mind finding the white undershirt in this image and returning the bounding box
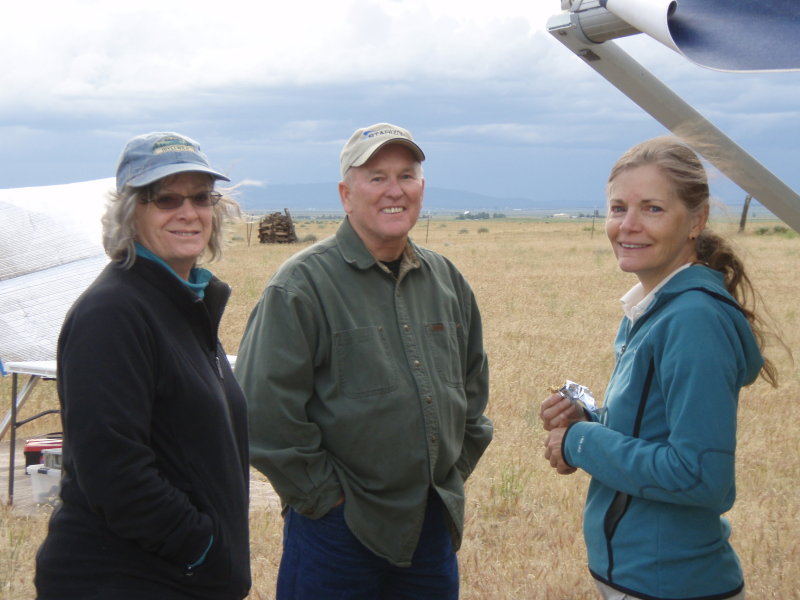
[620,263,693,324]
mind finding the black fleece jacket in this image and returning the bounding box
[35,258,250,600]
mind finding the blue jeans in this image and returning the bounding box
[277,492,459,599]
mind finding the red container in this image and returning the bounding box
[24,434,63,467]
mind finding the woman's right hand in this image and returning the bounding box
[539,392,588,431]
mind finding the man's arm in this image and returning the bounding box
[235,284,343,517]
[455,289,493,480]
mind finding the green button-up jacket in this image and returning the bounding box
[235,217,492,566]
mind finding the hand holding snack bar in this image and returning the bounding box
[539,381,594,431]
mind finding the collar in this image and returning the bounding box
[620,263,692,323]
[336,217,421,276]
[134,242,213,298]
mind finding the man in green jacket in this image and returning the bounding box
[236,122,493,599]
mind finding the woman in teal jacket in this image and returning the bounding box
[540,137,779,600]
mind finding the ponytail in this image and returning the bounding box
[695,229,779,387]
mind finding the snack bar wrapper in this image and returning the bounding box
[558,380,598,413]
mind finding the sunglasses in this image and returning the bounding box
[143,191,222,210]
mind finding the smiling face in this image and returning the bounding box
[606,164,707,294]
[134,172,214,280]
[338,144,424,261]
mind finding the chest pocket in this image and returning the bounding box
[425,321,463,387]
[334,326,399,398]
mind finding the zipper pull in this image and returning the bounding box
[215,354,224,380]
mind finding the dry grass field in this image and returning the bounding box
[2,217,798,599]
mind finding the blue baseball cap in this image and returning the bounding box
[115,132,230,192]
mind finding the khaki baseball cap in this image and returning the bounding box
[339,123,425,179]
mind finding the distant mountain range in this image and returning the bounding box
[236,182,579,214]
[235,182,769,217]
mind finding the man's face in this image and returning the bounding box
[339,144,424,261]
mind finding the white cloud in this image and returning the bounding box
[1,1,798,206]
[0,0,561,113]
[238,179,266,188]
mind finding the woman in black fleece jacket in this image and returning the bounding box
[35,132,251,600]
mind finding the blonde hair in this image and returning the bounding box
[608,136,779,387]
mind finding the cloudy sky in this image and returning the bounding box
[2,0,799,210]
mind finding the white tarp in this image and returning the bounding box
[0,179,113,373]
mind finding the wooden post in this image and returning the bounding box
[245,217,254,246]
[738,195,752,233]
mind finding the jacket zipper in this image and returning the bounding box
[603,357,655,582]
[214,352,224,380]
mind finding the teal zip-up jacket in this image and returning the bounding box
[235,217,492,567]
[563,265,763,600]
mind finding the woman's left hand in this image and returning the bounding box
[540,393,587,431]
[544,428,578,475]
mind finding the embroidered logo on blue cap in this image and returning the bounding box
[152,136,198,155]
